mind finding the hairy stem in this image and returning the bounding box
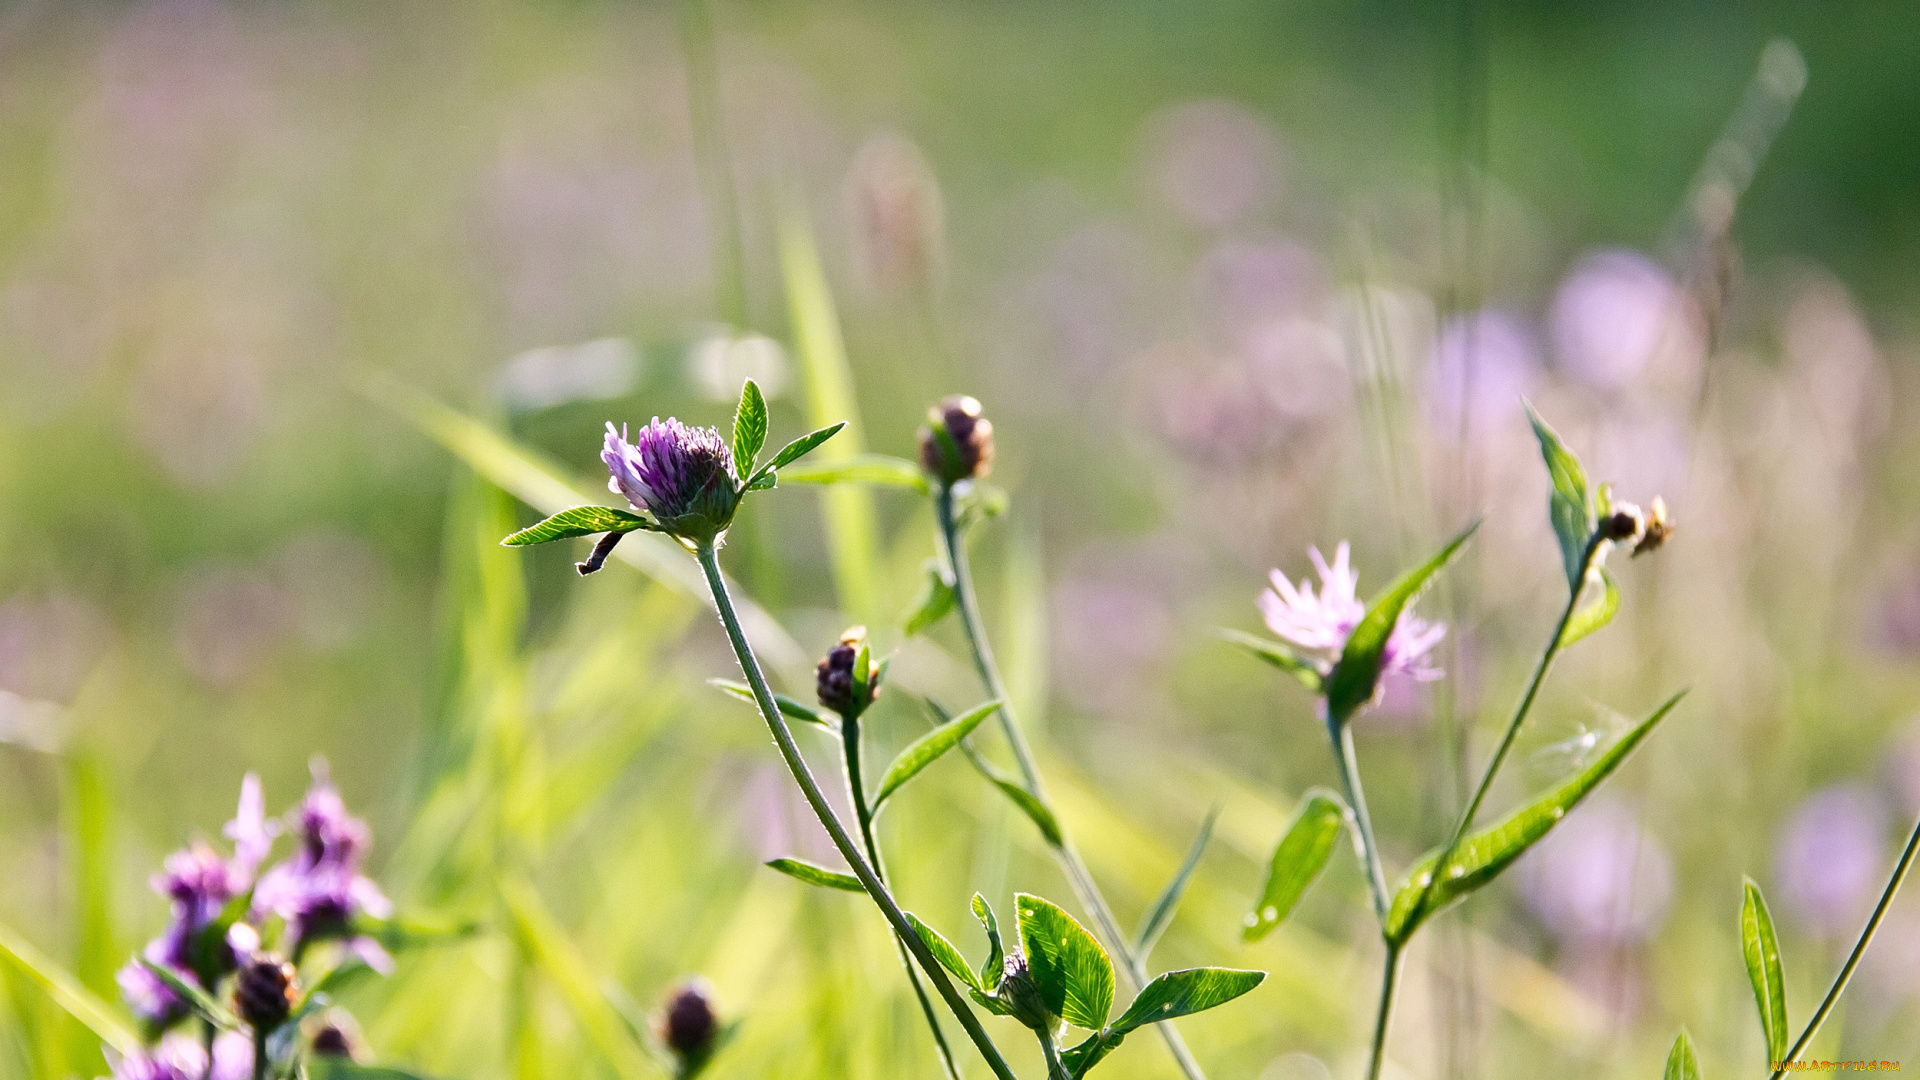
[841,709,964,1080]
[936,487,1209,1080]
[1367,945,1404,1080]
[1767,811,1920,1078]
[1331,719,1393,925]
[696,542,1019,1080]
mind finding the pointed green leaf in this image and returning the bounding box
[1135,807,1219,955]
[1109,967,1267,1034]
[0,921,138,1055]
[1325,521,1480,724]
[1664,1030,1701,1080]
[778,453,931,492]
[1016,894,1114,1031]
[972,894,1005,991]
[904,912,983,992]
[142,958,240,1030]
[873,700,1003,809]
[1525,400,1596,593]
[734,378,768,475]
[903,559,958,637]
[1742,878,1789,1063]
[746,470,777,491]
[764,858,863,892]
[1243,790,1349,942]
[750,422,849,486]
[501,505,656,547]
[1220,629,1325,695]
[709,680,835,731]
[1558,567,1620,649]
[1386,690,1687,942]
[994,775,1064,848]
[1062,1031,1121,1078]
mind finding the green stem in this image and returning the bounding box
[252,1028,267,1080]
[201,1020,215,1080]
[695,543,1019,1080]
[1767,811,1920,1079]
[936,487,1209,1080]
[1039,1033,1070,1080]
[1330,719,1392,925]
[1366,945,1403,1080]
[841,709,964,1080]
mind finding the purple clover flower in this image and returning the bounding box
[253,761,393,971]
[1258,542,1445,697]
[602,418,740,542]
[104,1030,251,1080]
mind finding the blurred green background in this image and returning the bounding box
[3,0,1919,1077]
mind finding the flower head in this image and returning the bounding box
[1258,542,1445,691]
[815,626,882,719]
[254,761,393,970]
[918,395,994,486]
[103,1031,250,1080]
[233,956,297,1033]
[602,418,740,542]
[656,978,722,1076]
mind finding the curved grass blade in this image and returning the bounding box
[1558,568,1620,649]
[1110,967,1267,1034]
[1665,1029,1701,1080]
[1220,629,1324,695]
[1525,400,1596,594]
[498,879,653,1080]
[779,454,930,492]
[1135,807,1219,956]
[1243,790,1349,943]
[764,858,863,892]
[1325,520,1480,724]
[1016,894,1114,1031]
[733,378,768,475]
[709,679,835,732]
[1387,689,1687,942]
[1742,878,1789,1062]
[905,912,984,992]
[502,505,656,547]
[0,921,137,1056]
[873,700,1003,809]
[992,774,1063,848]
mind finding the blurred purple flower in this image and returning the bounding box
[172,566,288,686]
[1518,794,1674,945]
[115,936,188,1029]
[254,762,392,971]
[1774,784,1887,936]
[602,419,739,540]
[1258,543,1444,688]
[1141,100,1280,230]
[1549,249,1704,393]
[105,1030,250,1080]
[0,591,112,703]
[1425,309,1542,441]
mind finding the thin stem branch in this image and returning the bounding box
[936,487,1209,1080]
[1040,1033,1071,1080]
[1331,719,1393,926]
[841,709,964,1080]
[1767,811,1920,1079]
[1367,945,1403,1080]
[696,542,1020,1080]
[251,1028,267,1080]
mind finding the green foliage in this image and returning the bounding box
[971,895,1005,992]
[1134,808,1218,956]
[1109,968,1266,1034]
[1741,878,1789,1063]
[872,700,1002,809]
[1243,790,1348,943]
[903,559,958,637]
[1220,629,1324,695]
[1324,521,1479,724]
[733,378,768,476]
[764,858,865,892]
[501,505,657,546]
[1558,567,1621,648]
[905,912,984,992]
[752,423,848,484]
[710,679,836,731]
[1016,894,1114,1031]
[140,959,238,1030]
[0,921,137,1056]
[778,453,931,491]
[1665,1030,1701,1080]
[1525,401,1598,594]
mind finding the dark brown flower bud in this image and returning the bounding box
[309,1011,366,1061]
[815,626,882,718]
[1633,496,1673,557]
[657,978,721,1074]
[234,957,297,1033]
[996,950,1055,1034]
[1599,503,1645,543]
[918,395,994,486]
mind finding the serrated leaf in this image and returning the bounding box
[709,680,836,732]
[903,559,958,637]
[1325,521,1479,724]
[1016,894,1114,1031]
[1558,567,1620,649]
[0,920,138,1055]
[753,422,848,482]
[1110,967,1267,1034]
[972,894,1004,991]
[1243,790,1349,943]
[778,453,930,492]
[905,912,983,992]
[1664,1030,1701,1080]
[734,378,768,475]
[1135,807,1219,955]
[1220,629,1324,694]
[142,958,240,1030]
[1386,689,1687,942]
[764,858,864,892]
[501,505,656,547]
[1525,400,1596,594]
[873,700,1002,809]
[1742,878,1789,1062]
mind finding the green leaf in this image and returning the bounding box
[733,378,768,475]
[1324,521,1480,724]
[0,920,138,1055]
[753,423,848,483]
[904,912,983,992]
[311,1064,448,1080]
[1109,967,1267,1034]
[850,637,873,713]
[709,680,836,732]
[1386,689,1687,942]
[1742,878,1789,1063]
[971,894,1004,991]
[746,470,777,491]
[141,958,239,1030]
[1664,1030,1701,1080]
[1135,807,1219,956]
[1061,1031,1121,1078]
[1220,629,1324,694]
[1243,790,1349,943]
[1016,894,1114,1031]
[873,700,1003,809]
[993,775,1064,847]
[501,505,655,547]
[764,858,864,892]
[778,453,931,492]
[1525,400,1596,594]
[903,559,958,637]
[1558,567,1620,649]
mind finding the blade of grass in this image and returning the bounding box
[0,921,137,1056]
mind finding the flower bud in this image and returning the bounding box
[602,419,742,544]
[1633,496,1673,557]
[656,978,721,1076]
[816,626,882,719]
[995,951,1056,1035]
[1600,503,1645,544]
[309,1011,366,1061]
[918,396,994,486]
[234,957,297,1033]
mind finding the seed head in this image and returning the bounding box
[656,978,721,1075]
[233,957,296,1033]
[603,419,742,543]
[918,395,994,486]
[1633,496,1674,557]
[1600,503,1645,544]
[996,950,1056,1034]
[816,626,882,718]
